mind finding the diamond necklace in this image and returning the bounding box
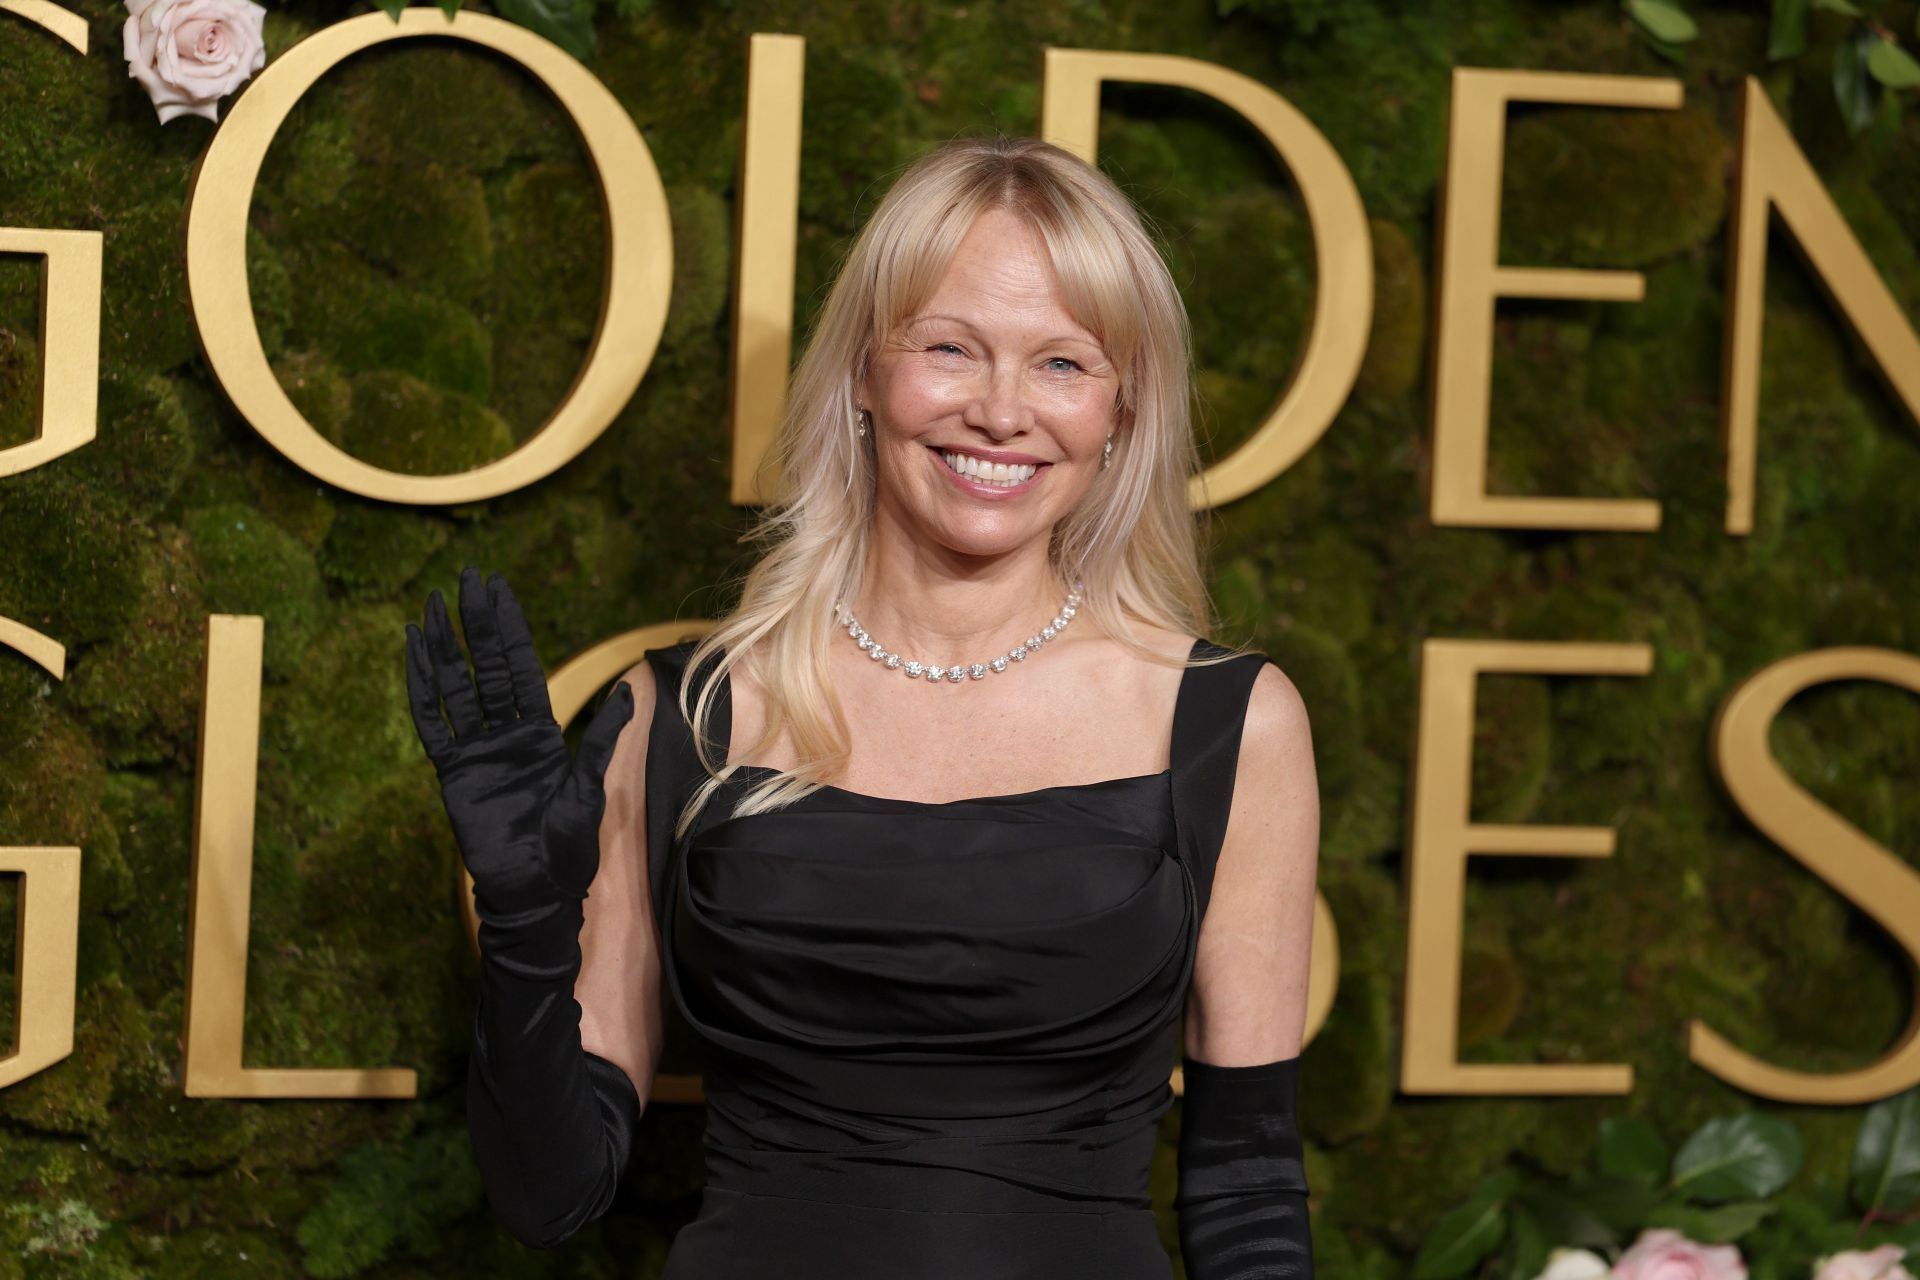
[833,580,1085,683]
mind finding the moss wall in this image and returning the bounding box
[1,0,1917,1275]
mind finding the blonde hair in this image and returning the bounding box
[667,135,1246,838]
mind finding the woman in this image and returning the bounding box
[405,136,1320,1278]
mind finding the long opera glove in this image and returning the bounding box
[404,566,643,1249]
[1174,1055,1314,1280]
[465,893,642,1249]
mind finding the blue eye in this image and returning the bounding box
[929,342,964,355]
[1045,357,1082,372]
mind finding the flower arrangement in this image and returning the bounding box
[1411,1086,1920,1280]
[122,0,268,125]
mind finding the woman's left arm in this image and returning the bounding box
[1176,661,1322,1280]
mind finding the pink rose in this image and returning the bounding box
[122,0,267,125]
[1613,1229,1747,1280]
[1814,1246,1912,1280]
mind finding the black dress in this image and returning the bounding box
[640,636,1272,1279]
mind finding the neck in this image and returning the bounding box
[847,532,1075,662]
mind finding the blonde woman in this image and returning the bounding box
[405,136,1321,1278]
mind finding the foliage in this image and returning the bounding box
[1412,1089,1920,1280]
[0,0,1915,1274]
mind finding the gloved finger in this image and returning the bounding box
[423,588,484,738]
[488,572,555,723]
[403,624,453,757]
[559,681,633,815]
[458,565,517,728]
[574,681,635,793]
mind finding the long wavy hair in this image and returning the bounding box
[667,135,1247,838]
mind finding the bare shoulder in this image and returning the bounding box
[1242,659,1313,765]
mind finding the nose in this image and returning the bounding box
[960,362,1028,437]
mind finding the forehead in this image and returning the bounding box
[918,208,1092,335]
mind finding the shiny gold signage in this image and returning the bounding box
[1697,648,1920,1102]
[1402,639,1653,1096]
[1043,48,1374,512]
[183,8,672,503]
[1430,70,1679,531]
[184,616,417,1097]
[1721,79,1920,535]
[2,10,1917,1107]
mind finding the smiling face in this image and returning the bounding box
[857,205,1122,566]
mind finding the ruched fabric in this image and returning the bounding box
[640,637,1271,1279]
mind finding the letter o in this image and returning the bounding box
[185,8,672,503]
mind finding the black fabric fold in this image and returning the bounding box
[465,895,642,1250]
[1175,1054,1314,1280]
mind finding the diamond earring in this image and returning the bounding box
[855,407,870,438]
[1101,433,1113,470]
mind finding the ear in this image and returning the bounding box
[854,349,875,411]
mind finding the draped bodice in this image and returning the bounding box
[639,636,1271,1278]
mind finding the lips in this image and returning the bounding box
[928,445,1048,497]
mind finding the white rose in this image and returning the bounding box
[122,0,268,125]
[1814,1246,1912,1280]
[1535,1248,1614,1280]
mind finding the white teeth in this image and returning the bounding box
[941,450,1037,486]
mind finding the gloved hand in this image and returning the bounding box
[1174,1054,1315,1280]
[405,565,641,1249]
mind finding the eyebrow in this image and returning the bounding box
[906,312,1103,347]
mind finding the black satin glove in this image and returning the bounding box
[1174,1055,1314,1280]
[405,565,640,1250]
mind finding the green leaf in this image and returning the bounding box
[1566,1172,1663,1234]
[1599,1114,1669,1186]
[437,0,463,17]
[494,0,598,61]
[1500,1199,1555,1280]
[1510,1184,1621,1252]
[1627,0,1701,43]
[1852,1086,1920,1215]
[1413,1170,1519,1280]
[1644,1199,1778,1243]
[1866,37,1920,89]
[1671,1114,1805,1203]
[373,0,408,19]
[1833,33,1882,136]
[1813,0,1862,15]
[1768,0,1809,59]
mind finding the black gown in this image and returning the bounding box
[639,636,1273,1279]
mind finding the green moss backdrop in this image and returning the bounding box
[2,0,1918,1275]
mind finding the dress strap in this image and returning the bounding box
[1169,639,1274,927]
[640,639,726,930]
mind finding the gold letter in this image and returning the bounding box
[729,33,806,507]
[185,9,672,504]
[0,616,78,1090]
[1402,637,1651,1094]
[1699,647,1920,1102]
[0,231,100,479]
[0,1,89,52]
[1722,79,1920,536]
[1042,49,1372,512]
[184,615,415,1097]
[1431,69,1680,531]
[0,0,101,479]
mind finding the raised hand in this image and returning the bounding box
[403,566,634,916]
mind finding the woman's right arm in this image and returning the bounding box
[575,657,666,1133]
[404,568,647,1250]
